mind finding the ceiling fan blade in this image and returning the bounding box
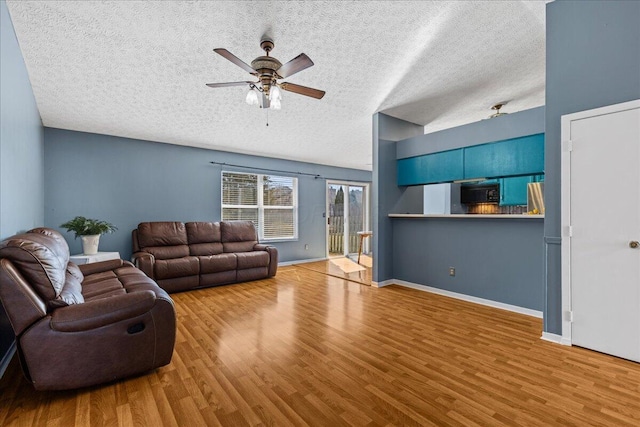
[280,82,325,99]
[206,81,254,88]
[213,48,256,75]
[276,53,314,78]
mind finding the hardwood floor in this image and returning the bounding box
[1,266,639,426]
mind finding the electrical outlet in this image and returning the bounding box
[304,244,309,250]
[449,267,455,276]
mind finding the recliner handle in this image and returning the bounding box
[127,322,145,334]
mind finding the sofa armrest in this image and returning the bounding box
[78,259,127,276]
[131,251,155,279]
[50,290,156,332]
[254,244,278,277]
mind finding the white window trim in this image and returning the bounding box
[221,171,298,242]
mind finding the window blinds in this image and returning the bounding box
[222,171,297,240]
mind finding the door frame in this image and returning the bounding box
[325,180,370,258]
[560,99,640,344]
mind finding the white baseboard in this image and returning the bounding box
[279,257,328,267]
[541,332,572,346]
[385,279,543,318]
[372,279,395,288]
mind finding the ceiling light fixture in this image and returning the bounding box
[270,97,282,110]
[270,85,282,110]
[270,85,282,101]
[489,103,509,118]
[245,85,260,106]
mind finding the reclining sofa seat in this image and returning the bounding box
[131,221,278,293]
[0,228,176,391]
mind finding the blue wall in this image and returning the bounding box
[0,0,45,375]
[0,0,44,239]
[372,113,424,282]
[44,128,371,262]
[544,0,640,334]
[397,107,545,159]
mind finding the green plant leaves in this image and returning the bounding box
[60,216,117,239]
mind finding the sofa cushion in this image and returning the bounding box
[199,253,237,274]
[49,269,85,309]
[154,257,199,280]
[137,222,187,248]
[186,222,221,244]
[82,277,126,300]
[66,262,84,283]
[82,265,159,301]
[81,270,116,286]
[0,228,70,302]
[221,221,258,252]
[236,251,269,270]
[187,222,223,255]
[190,243,223,256]
[143,245,190,260]
[220,221,258,242]
[223,241,257,253]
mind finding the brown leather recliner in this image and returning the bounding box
[131,221,278,293]
[0,228,176,391]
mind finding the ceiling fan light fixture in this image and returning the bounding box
[270,97,282,110]
[245,87,260,106]
[270,85,282,101]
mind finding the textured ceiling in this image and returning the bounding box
[6,1,547,171]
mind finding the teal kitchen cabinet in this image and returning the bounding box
[499,174,545,206]
[499,175,534,206]
[464,134,544,180]
[397,149,463,186]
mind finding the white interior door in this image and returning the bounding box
[567,102,640,361]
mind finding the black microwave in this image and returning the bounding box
[460,184,500,204]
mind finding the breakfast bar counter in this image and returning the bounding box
[387,212,545,313]
[389,214,544,219]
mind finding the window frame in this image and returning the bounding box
[221,170,298,242]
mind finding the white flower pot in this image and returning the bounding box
[81,234,101,255]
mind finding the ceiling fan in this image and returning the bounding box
[206,38,325,110]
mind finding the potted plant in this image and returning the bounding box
[60,216,117,255]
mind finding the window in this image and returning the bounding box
[222,171,298,241]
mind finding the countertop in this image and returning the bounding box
[388,214,544,219]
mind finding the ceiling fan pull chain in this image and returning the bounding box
[266,108,269,127]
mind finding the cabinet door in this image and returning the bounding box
[398,149,463,185]
[398,156,427,186]
[423,149,463,184]
[500,175,534,206]
[464,133,545,179]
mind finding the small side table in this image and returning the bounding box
[70,252,120,265]
[357,231,373,264]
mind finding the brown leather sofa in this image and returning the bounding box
[0,228,176,391]
[131,221,278,293]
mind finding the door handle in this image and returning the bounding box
[630,241,639,249]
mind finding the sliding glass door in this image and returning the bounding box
[326,181,369,258]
